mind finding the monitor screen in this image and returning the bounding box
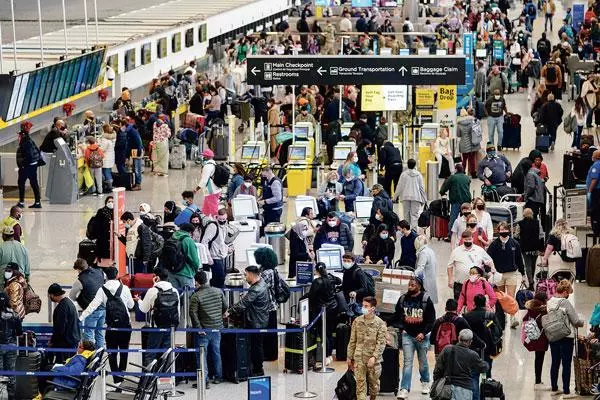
[246,248,258,266]
[476,48,487,58]
[436,49,448,56]
[242,145,261,159]
[421,127,437,141]
[295,126,309,139]
[399,49,410,56]
[295,197,317,217]
[352,0,373,6]
[289,146,307,161]
[334,146,351,160]
[317,248,342,271]
[355,199,374,219]
[232,197,256,218]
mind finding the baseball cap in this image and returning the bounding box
[48,283,66,296]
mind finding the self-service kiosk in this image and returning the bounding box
[287,141,314,196]
[46,138,77,204]
[230,195,261,268]
[351,196,374,255]
[418,123,439,182]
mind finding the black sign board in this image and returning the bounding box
[247,55,466,86]
[296,262,314,286]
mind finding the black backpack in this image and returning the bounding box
[537,40,548,54]
[86,215,99,240]
[353,267,375,297]
[527,4,536,16]
[335,370,356,400]
[212,164,230,187]
[103,284,130,328]
[152,287,180,328]
[199,220,220,248]
[160,237,187,273]
[273,272,290,304]
[483,311,503,357]
[149,230,164,259]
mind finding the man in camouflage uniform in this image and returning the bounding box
[322,20,337,55]
[347,296,388,400]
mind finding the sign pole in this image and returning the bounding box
[93,0,99,45]
[9,0,18,71]
[82,0,89,49]
[315,305,334,373]
[292,86,296,144]
[112,187,126,276]
[36,0,44,65]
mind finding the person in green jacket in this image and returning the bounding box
[167,223,201,290]
[0,226,30,286]
[439,163,472,241]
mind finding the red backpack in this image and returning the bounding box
[435,317,458,354]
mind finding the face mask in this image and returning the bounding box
[244,182,252,188]
[329,180,337,184]
[462,212,471,217]
[375,214,383,221]
[467,223,477,229]
[494,95,501,100]
[476,204,484,211]
[328,220,337,227]
[139,211,147,216]
[4,272,12,280]
[106,202,114,210]
[352,156,358,163]
[380,233,389,240]
[218,220,227,225]
[15,214,22,220]
[499,231,510,238]
[487,151,496,158]
[361,306,370,315]
[301,230,310,238]
[125,223,131,229]
[469,275,479,283]
[342,262,353,270]
[464,241,473,248]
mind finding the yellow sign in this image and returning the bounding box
[361,85,408,111]
[415,88,435,108]
[438,85,457,110]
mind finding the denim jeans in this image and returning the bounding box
[572,125,583,148]
[451,385,472,400]
[196,331,223,381]
[449,203,461,239]
[487,116,504,147]
[401,332,430,391]
[550,337,574,394]
[143,331,171,367]
[167,271,194,293]
[133,158,143,185]
[116,162,127,175]
[82,308,106,349]
[210,259,225,289]
[0,349,17,398]
[471,371,481,399]
[102,168,113,187]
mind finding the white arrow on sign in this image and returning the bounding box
[399,66,407,76]
[317,66,326,76]
[251,66,261,76]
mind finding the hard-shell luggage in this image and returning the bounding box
[169,144,186,169]
[474,98,485,120]
[501,122,522,149]
[213,125,228,161]
[113,172,133,190]
[189,145,199,161]
[429,198,450,218]
[487,203,518,227]
[480,378,505,399]
[535,134,551,153]
[221,333,251,383]
[284,323,316,373]
[378,346,400,396]
[183,112,205,131]
[77,239,97,266]
[429,215,449,240]
[586,241,600,287]
[15,335,41,400]
[335,322,351,361]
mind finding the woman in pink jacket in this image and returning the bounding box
[457,266,497,313]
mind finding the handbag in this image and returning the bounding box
[496,290,519,316]
[430,347,455,400]
[516,283,534,310]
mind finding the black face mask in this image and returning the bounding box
[476,205,485,211]
[499,232,510,238]
[218,220,227,225]
[464,242,473,248]
[462,212,471,217]
[467,223,477,229]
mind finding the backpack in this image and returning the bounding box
[353,267,375,297]
[483,311,503,357]
[537,40,548,54]
[418,204,431,228]
[560,233,582,261]
[211,163,230,188]
[536,278,557,298]
[273,272,290,304]
[88,148,104,168]
[471,119,483,146]
[541,300,571,342]
[522,316,543,343]
[23,283,41,315]
[86,215,99,240]
[335,370,356,400]
[103,284,130,328]
[160,236,187,273]
[152,287,180,328]
[545,65,558,84]
[435,317,458,354]
[527,4,536,16]
[149,230,165,260]
[199,220,220,249]
[374,126,388,148]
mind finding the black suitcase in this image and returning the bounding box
[284,323,316,373]
[263,311,278,362]
[487,203,518,225]
[77,239,97,266]
[335,322,351,361]
[113,171,134,190]
[213,125,228,161]
[15,351,41,400]
[501,122,521,149]
[221,333,251,383]
[175,346,197,385]
[481,378,505,399]
[378,346,400,395]
[535,134,551,153]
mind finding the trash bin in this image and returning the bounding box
[427,161,440,201]
[265,222,286,265]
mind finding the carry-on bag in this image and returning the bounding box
[15,333,41,400]
[335,322,351,361]
[112,171,134,190]
[378,346,400,396]
[212,125,229,161]
[284,323,316,373]
[169,144,186,169]
[501,121,522,149]
[535,134,551,153]
[429,215,450,240]
[585,235,600,286]
[221,333,251,383]
[77,238,97,266]
[480,377,505,399]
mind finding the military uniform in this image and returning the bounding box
[322,24,337,55]
[347,314,387,400]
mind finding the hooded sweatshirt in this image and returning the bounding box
[171,230,201,279]
[394,168,427,203]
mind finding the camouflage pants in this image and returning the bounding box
[322,42,336,55]
[354,360,381,400]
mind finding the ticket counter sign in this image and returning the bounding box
[415,88,435,108]
[438,86,457,110]
[361,85,408,111]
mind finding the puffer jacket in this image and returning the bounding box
[5,275,26,319]
[457,115,479,153]
[523,299,549,352]
[98,131,116,169]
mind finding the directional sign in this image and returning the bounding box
[247,56,466,86]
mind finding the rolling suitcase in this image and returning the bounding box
[335,322,351,361]
[535,135,551,153]
[429,215,450,240]
[213,125,228,161]
[378,346,400,396]
[501,121,522,150]
[189,145,199,161]
[585,241,600,287]
[175,344,197,385]
[284,323,316,373]
[221,333,251,383]
[112,172,133,190]
[169,144,186,169]
[77,239,97,266]
[15,334,41,400]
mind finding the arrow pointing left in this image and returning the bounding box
[317,66,326,76]
[251,66,261,76]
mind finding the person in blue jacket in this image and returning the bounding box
[44,340,95,393]
[398,220,418,269]
[124,117,144,191]
[174,191,200,226]
[340,170,363,213]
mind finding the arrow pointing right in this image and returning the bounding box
[251,66,261,76]
[399,66,407,76]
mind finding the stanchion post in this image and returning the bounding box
[101,367,107,399]
[293,326,317,399]
[196,368,203,400]
[183,287,189,329]
[47,294,53,323]
[200,346,206,398]
[315,306,334,374]
[164,326,184,398]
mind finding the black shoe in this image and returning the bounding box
[212,379,222,385]
[497,146,503,151]
[16,202,24,208]
[29,203,42,209]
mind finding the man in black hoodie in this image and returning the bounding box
[379,142,403,198]
[341,253,374,303]
[392,277,436,398]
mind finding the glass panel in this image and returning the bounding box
[41,65,58,107]
[47,64,63,105]
[20,71,37,114]
[74,56,88,93]
[66,59,82,98]
[33,67,50,111]
[60,60,76,100]
[6,75,23,121]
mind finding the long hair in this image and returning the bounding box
[550,218,573,238]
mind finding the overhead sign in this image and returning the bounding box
[361,85,408,111]
[564,188,587,227]
[247,56,466,86]
[493,40,504,61]
[438,86,457,110]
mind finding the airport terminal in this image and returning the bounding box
[0,0,600,398]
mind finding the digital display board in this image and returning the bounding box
[0,48,105,122]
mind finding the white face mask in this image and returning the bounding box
[301,230,310,238]
[244,182,252,188]
[469,275,479,283]
[494,95,501,100]
[327,220,337,227]
[342,262,353,270]
[352,156,359,163]
[329,180,337,184]
[375,214,383,221]
[106,202,114,210]
[139,211,147,215]
[4,272,12,280]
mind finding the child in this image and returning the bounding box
[83,136,105,196]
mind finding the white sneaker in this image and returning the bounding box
[562,394,578,399]
[550,390,562,396]
[397,388,409,399]
[421,382,430,394]
[534,383,550,391]
[325,356,333,366]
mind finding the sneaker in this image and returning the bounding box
[93,193,99,196]
[510,316,519,329]
[562,394,577,399]
[397,388,409,399]
[131,185,141,191]
[29,203,42,209]
[16,202,24,208]
[212,379,222,385]
[550,390,562,396]
[98,193,104,197]
[534,383,550,391]
[326,356,333,366]
[421,382,430,394]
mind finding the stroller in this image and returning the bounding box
[534,254,576,297]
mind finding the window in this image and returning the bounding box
[185,28,194,48]
[198,24,207,43]
[125,48,136,72]
[107,54,119,72]
[141,43,152,65]
[172,32,181,53]
[157,38,167,59]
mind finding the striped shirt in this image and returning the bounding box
[189,285,227,329]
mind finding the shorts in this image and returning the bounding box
[497,270,521,287]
